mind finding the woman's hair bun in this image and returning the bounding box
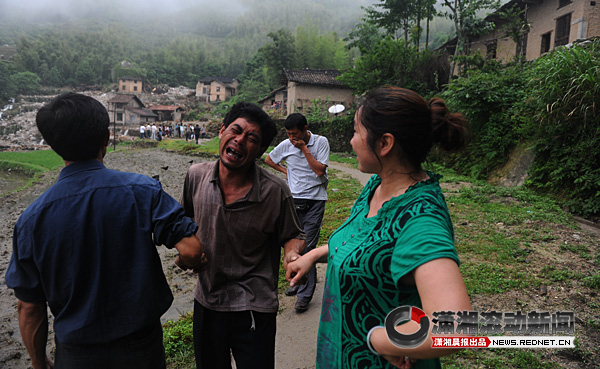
[429,97,468,152]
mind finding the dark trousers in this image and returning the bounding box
[54,321,166,369]
[193,300,276,369]
[293,199,326,302]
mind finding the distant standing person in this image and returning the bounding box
[5,93,205,369]
[194,124,201,144]
[201,124,207,138]
[140,124,145,139]
[265,113,329,312]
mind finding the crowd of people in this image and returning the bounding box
[139,122,208,142]
[6,86,471,369]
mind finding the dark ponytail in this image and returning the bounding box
[429,97,468,152]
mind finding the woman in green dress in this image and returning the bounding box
[286,86,472,368]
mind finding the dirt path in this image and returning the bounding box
[273,162,371,369]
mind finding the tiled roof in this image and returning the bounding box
[125,106,157,117]
[148,105,179,111]
[281,69,348,87]
[118,76,142,81]
[107,94,140,104]
[258,86,286,103]
[199,76,237,84]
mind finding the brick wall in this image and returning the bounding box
[525,0,591,60]
[587,0,600,37]
[286,84,353,116]
[468,0,600,63]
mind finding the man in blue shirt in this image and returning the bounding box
[5,93,205,369]
[266,113,329,312]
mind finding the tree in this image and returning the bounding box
[75,59,97,85]
[423,0,438,50]
[442,0,500,78]
[10,71,41,95]
[239,79,271,103]
[344,20,384,54]
[295,25,320,68]
[258,29,296,89]
[0,61,17,102]
[338,36,423,94]
[364,0,413,42]
[497,3,530,63]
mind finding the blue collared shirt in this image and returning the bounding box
[5,160,198,344]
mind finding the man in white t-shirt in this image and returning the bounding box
[139,124,145,139]
[266,113,329,312]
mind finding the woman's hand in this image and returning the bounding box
[285,254,313,287]
[383,355,416,369]
[286,245,329,286]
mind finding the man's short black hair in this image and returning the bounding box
[223,102,277,147]
[36,92,109,161]
[283,113,308,131]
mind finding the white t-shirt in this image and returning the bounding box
[268,131,329,200]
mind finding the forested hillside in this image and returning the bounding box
[0,0,380,88]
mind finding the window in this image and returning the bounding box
[133,86,138,91]
[216,87,221,92]
[541,32,552,54]
[117,113,123,121]
[558,0,572,8]
[486,40,497,60]
[203,87,206,94]
[122,85,126,90]
[555,13,571,47]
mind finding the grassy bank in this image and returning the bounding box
[0,150,63,174]
[0,150,64,196]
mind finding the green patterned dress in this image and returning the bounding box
[316,172,460,369]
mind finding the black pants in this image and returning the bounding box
[54,321,166,369]
[293,199,326,302]
[193,300,277,369]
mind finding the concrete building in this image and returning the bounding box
[195,77,239,102]
[148,105,183,122]
[117,76,144,93]
[467,0,600,62]
[107,94,156,126]
[259,69,354,116]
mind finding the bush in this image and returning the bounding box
[270,113,355,153]
[523,40,600,217]
[437,62,530,179]
[163,313,194,357]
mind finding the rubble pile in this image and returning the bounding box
[0,88,198,151]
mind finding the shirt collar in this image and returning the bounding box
[211,160,262,203]
[306,130,315,146]
[59,160,105,181]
